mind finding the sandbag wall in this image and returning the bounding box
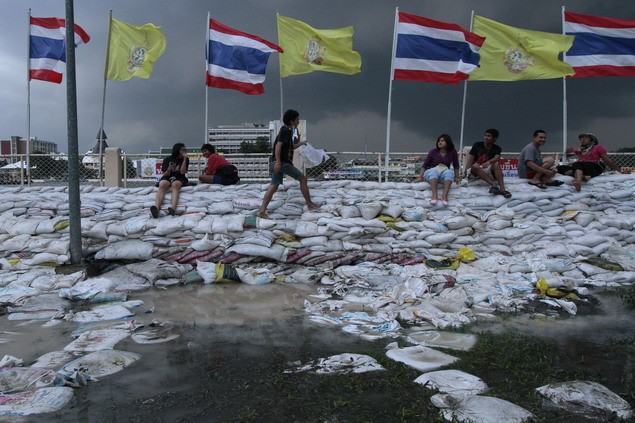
[0,175,633,272]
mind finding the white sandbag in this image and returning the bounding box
[31,351,77,369]
[59,277,116,300]
[228,243,288,261]
[574,212,595,227]
[431,393,535,423]
[190,233,221,251]
[402,207,425,222]
[414,369,488,395]
[358,202,383,220]
[487,219,512,231]
[295,221,320,237]
[381,203,404,219]
[571,233,607,247]
[64,328,130,352]
[0,234,31,252]
[94,240,154,261]
[20,252,67,266]
[425,233,457,245]
[300,236,328,247]
[71,305,134,323]
[235,267,275,285]
[536,380,632,420]
[385,345,458,372]
[443,215,478,230]
[0,387,74,416]
[208,200,234,214]
[336,205,361,219]
[27,239,69,255]
[58,350,141,380]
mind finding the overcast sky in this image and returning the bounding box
[1,0,633,154]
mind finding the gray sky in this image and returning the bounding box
[1,0,633,154]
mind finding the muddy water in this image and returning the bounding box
[2,284,634,423]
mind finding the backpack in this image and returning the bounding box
[217,164,240,185]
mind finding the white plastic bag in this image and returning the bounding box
[299,143,329,168]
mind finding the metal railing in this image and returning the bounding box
[1,152,633,187]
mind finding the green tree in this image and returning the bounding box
[239,137,270,153]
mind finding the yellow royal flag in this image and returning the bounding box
[107,18,166,81]
[277,15,361,78]
[469,15,574,81]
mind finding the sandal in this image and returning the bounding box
[167,207,176,216]
[500,190,512,199]
[256,211,269,219]
[528,182,547,189]
[150,206,159,218]
[488,186,501,195]
[545,180,564,186]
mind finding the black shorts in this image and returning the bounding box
[571,161,604,178]
[160,175,188,186]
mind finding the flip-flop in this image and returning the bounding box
[545,180,564,186]
[488,186,501,195]
[308,203,322,212]
[256,211,269,219]
[500,190,512,198]
[528,182,547,189]
[150,206,159,218]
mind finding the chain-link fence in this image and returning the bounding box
[1,151,633,187]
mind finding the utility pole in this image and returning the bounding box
[65,0,83,264]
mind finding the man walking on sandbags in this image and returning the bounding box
[257,109,320,219]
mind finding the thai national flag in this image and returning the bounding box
[393,12,485,84]
[30,17,90,84]
[565,11,635,78]
[207,19,283,95]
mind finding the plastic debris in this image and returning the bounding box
[536,380,633,421]
[284,353,386,375]
[405,330,477,351]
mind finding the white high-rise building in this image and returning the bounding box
[208,120,307,153]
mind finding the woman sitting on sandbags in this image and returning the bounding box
[151,143,189,218]
[559,133,624,192]
[413,134,461,207]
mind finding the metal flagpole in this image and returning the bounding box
[458,10,475,175]
[98,10,112,187]
[65,0,82,264]
[561,6,568,164]
[26,9,32,187]
[277,13,284,119]
[205,12,210,145]
[384,7,399,182]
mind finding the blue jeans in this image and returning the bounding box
[424,168,454,182]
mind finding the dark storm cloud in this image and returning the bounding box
[0,0,633,154]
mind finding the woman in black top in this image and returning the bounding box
[151,143,189,218]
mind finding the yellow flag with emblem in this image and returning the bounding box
[107,18,167,81]
[469,15,574,81]
[277,15,361,78]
